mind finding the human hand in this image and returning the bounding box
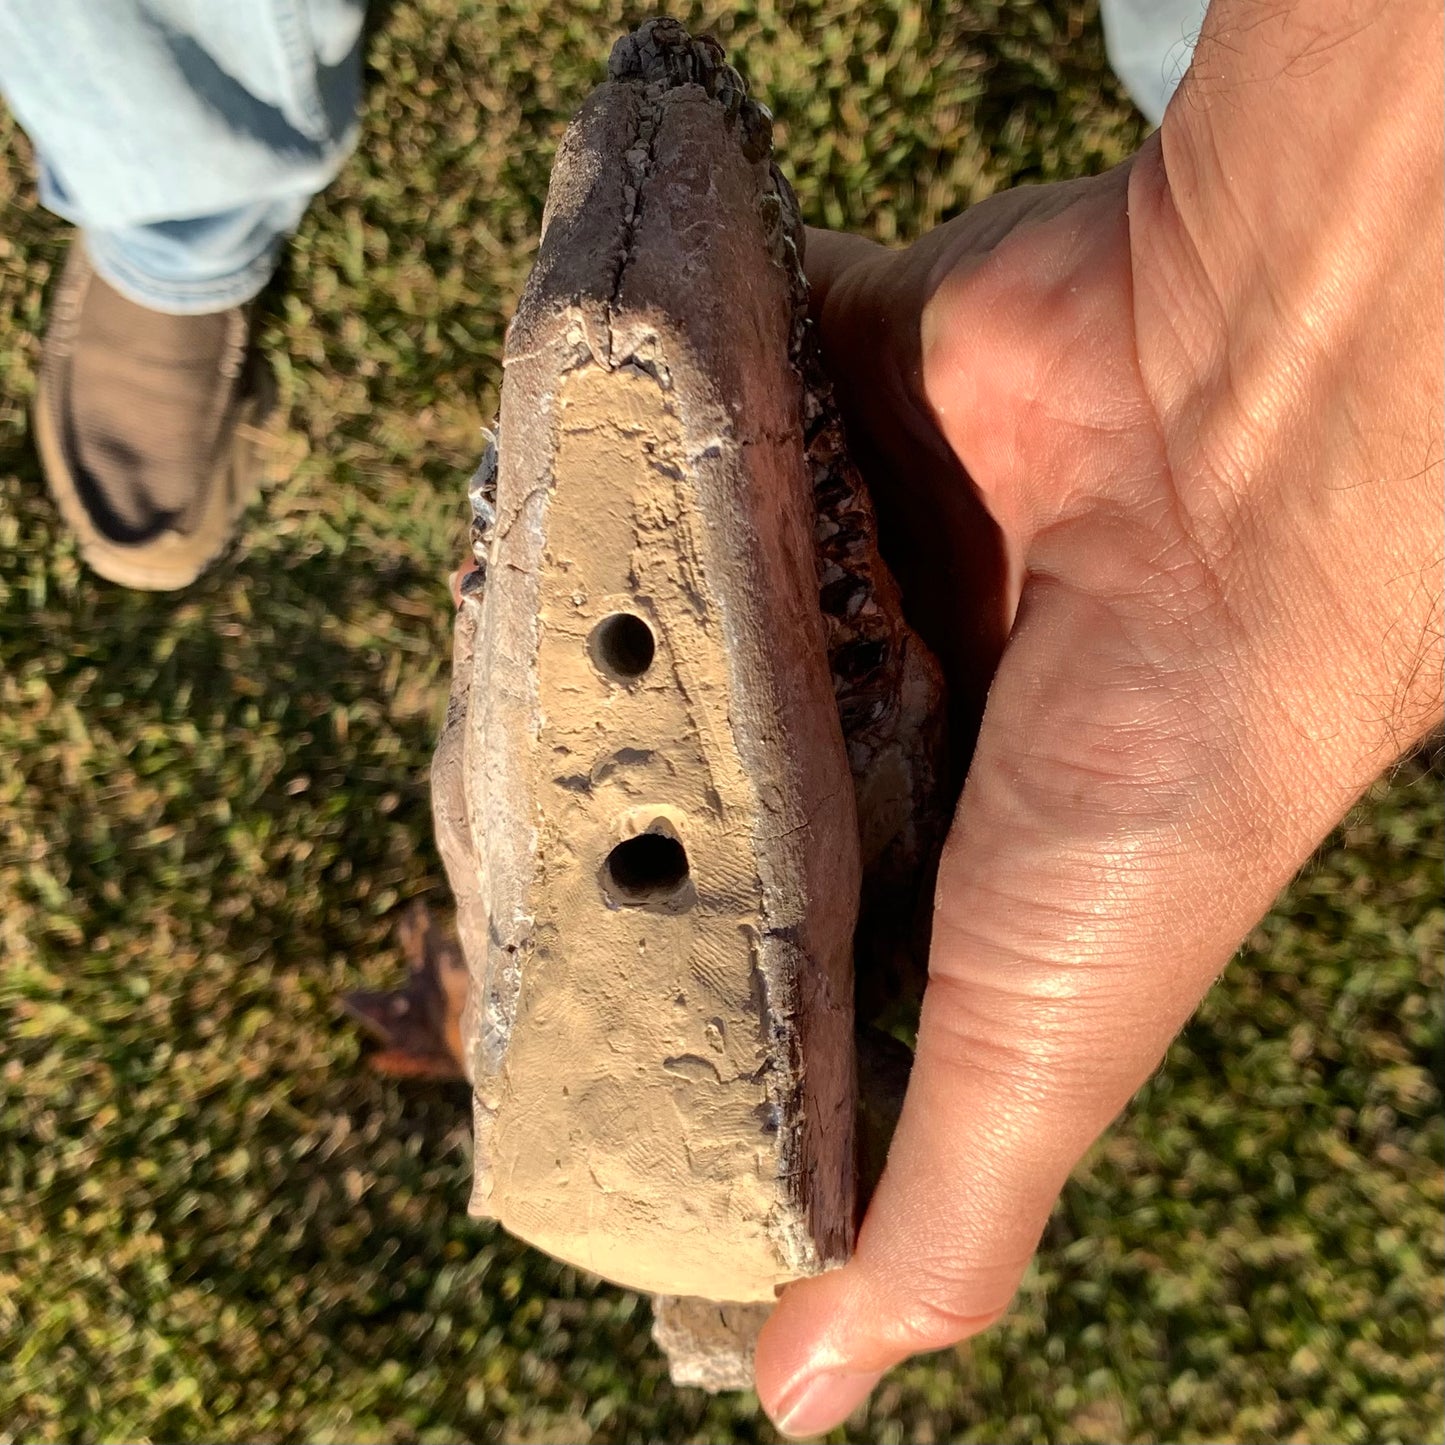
[754,0,1443,1434]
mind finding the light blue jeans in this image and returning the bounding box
[0,0,366,314]
[0,1,1202,317]
[1099,0,1209,125]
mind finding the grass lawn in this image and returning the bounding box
[1,2,1440,1441]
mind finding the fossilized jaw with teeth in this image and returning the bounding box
[432,16,953,1389]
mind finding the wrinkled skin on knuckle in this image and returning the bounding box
[976,602,1262,866]
[883,1280,1013,1357]
[853,1141,1043,1353]
[923,909,1187,1112]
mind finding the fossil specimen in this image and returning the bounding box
[414,18,952,1388]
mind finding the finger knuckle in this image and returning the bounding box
[876,1244,1030,1354]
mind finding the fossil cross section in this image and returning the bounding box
[433,22,861,1303]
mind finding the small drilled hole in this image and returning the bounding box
[591,612,655,680]
[604,832,689,904]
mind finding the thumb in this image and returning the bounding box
[753,565,1319,1437]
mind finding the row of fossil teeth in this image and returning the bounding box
[800,353,909,766]
[461,428,497,601]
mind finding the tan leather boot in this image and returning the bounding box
[33,242,272,590]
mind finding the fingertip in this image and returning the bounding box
[754,1268,895,1436]
[754,1272,833,1410]
[768,1366,886,1439]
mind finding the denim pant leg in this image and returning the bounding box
[1098,0,1209,125]
[0,0,366,314]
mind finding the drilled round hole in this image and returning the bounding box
[604,832,689,904]
[591,612,655,680]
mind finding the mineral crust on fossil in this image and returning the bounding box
[427,17,951,1384]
